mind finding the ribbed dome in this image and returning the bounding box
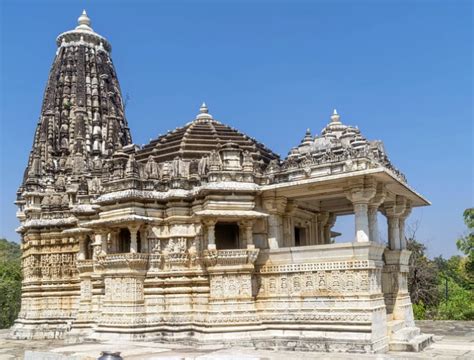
[137,104,279,164]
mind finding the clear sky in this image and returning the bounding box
[0,0,472,258]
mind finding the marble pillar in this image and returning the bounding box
[384,196,407,250]
[205,220,217,250]
[77,235,86,260]
[345,177,376,243]
[129,225,139,253]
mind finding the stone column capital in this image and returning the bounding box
[327,213,336,227]
[369,183,387,208]
[345,177,377,204]
[399,201,412,221]
[285,200,298,216]
[318,211,330,226]
[128,224,140,233]
[383,195,407,218]
[262,195,287,215]
[239,219,254,228]
[203,218,217,227]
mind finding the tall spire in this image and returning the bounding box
[21,12,132,189]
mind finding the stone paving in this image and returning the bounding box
[0,321,472,360]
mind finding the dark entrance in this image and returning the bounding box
[85,235,93,259]
[215,223,240,249]
[294,227,306,246]
[119,228,131,253]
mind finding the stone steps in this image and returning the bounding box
[389,333,434,352]
[391,326,421,341]
[387,319,405,336]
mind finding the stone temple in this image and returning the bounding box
[12,11,433,353]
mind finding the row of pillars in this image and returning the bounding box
[262,196,338,249]
[76,224,147,260]
[346,179,411,249]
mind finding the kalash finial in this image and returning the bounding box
[196,102,213,121]
[330,108,341,123]
[200,102,208,114]
[76,9,93,31]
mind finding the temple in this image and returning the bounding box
[12,11,433,353]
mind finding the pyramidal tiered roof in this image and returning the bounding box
[279,110,406,183]
[137,103,279,164]
[22,10,131,190]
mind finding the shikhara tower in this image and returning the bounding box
[13,12,433,353]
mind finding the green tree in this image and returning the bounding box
[456,208,474,283]
[406,226,440,312]
[0,238,22,329]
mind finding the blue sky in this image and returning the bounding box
[0,0,472,258]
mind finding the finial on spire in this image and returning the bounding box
[196,102,213,121]
[200,102,208,114]
[330,108,341,123]
[300,128,313,146]
[76,9,93,31]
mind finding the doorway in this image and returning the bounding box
[215,223,240,249]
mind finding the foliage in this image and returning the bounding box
[412,302,426,320]
[0,238,22,329]
[435,277,474,320]
[408,210,474,321]
[456,208,474,283]
[407,235,440,308]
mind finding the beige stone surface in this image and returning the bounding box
[1,321,473,359]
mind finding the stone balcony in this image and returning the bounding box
[203,248,260,268]
[99,253,149,274]
[76,260,94,274]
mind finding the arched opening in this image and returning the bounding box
[215,222,240,249]
[118,228,131,253]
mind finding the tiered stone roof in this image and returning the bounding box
[137,103,279,164]
[21,10,131,190]
[275,110,406,183]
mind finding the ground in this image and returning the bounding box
[0,321,472,359]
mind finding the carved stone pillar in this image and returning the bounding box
[368,184,386,243]
[345,178,376,243]
[205,219,217,250]
[398,203,412,250]
[324,213,336,244]
[283,200,296,247]
[140,225,149,253]
[262,195,287,249]
[318,211,329,245]
[77,234,86,261]
[109,230,119,253]
[129,225,139,253]
[384,196,406,250]
[240,220,254,248]
[311,214,319,245]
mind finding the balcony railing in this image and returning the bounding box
[203,248,260,267]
